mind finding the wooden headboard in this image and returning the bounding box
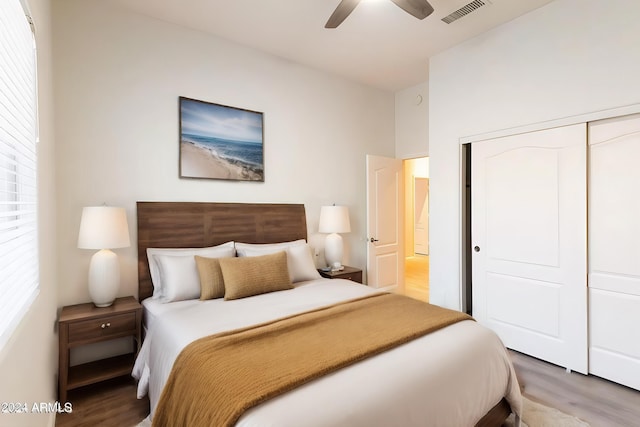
[137,202,307,301]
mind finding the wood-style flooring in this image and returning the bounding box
[404,255,429,302]
[510,350,640,426]
[54,351,640,426]
[55,377,148,427]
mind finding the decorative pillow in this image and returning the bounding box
[154,255,202,303]
[240,242,321,283]
[194,256,225,300]
[147,241,235,299]
[219,251,292,300]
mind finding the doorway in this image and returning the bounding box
[403,157,429,302]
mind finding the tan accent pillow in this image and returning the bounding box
[219,251,292,300]
[194,256,226,300]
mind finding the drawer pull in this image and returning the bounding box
[101,322,111,329]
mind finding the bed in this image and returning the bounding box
[133,201,521,426]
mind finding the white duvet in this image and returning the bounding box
[133,279,522,426]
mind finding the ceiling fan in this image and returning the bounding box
[325,0,434,28]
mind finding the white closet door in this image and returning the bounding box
[589,114,640,391]
[472,124,588,373]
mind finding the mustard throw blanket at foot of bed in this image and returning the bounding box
[152,292,473,427]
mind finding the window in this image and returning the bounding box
[0,0,38,349]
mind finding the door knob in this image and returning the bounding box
[370,237,379,243]
[474,246,480,252]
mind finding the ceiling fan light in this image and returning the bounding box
[325,0,434,29]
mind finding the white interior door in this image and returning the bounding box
[366,155,403,290]
[414,178,429,255]
[588,113,640,391]
[471,124,588,373]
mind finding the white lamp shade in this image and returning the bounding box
[318,205,351,234]
[78,206,131,249]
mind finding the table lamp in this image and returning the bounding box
[78,206,130,307]
[318,205,351,270]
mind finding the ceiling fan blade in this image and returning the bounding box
[325,0,361,28]
[390,0,434,20]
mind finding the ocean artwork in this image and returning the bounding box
[179,97,264,181]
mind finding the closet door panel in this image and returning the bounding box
[589,290,640,390]
[590,124,640,283]
[590,290,640,357]
[472,123,588,374]
[589,113,640,391]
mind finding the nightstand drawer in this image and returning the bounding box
[68,312,136,343]
[339,271,363,283]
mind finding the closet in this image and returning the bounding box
[471,113,640,390]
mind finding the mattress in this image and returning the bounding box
[133,279,522,426]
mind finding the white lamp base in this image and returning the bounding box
[88,249,120,307]
[324,233,344,270]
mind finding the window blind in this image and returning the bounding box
[0,0,38,350]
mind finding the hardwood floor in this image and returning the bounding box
[404,255,429,302]
[510,350,640,426]
[54,352,640,426]
[55,377,148,427]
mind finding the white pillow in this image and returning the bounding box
[234,239,306,257]
[240,242,321,283]
[154,255,201,303]
[286,244,322,282]
[147,241,235,300]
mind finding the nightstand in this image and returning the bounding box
[318,266,363,284]
[58,296,142,402]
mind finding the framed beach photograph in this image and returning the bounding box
[179,97,264,181]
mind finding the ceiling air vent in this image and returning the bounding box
[441,0,487,24]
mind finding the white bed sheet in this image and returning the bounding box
[142,297,201,332]
[133,279,522,426]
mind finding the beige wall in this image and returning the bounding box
[53,0,395,308]
[0,0,59,426]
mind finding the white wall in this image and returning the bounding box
[53,0,395,307]
[395,81,429,159]
[429,0,640,309]
[403,157,429,256]
[0,0,59,426]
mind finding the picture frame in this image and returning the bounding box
[179,96,264,181]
